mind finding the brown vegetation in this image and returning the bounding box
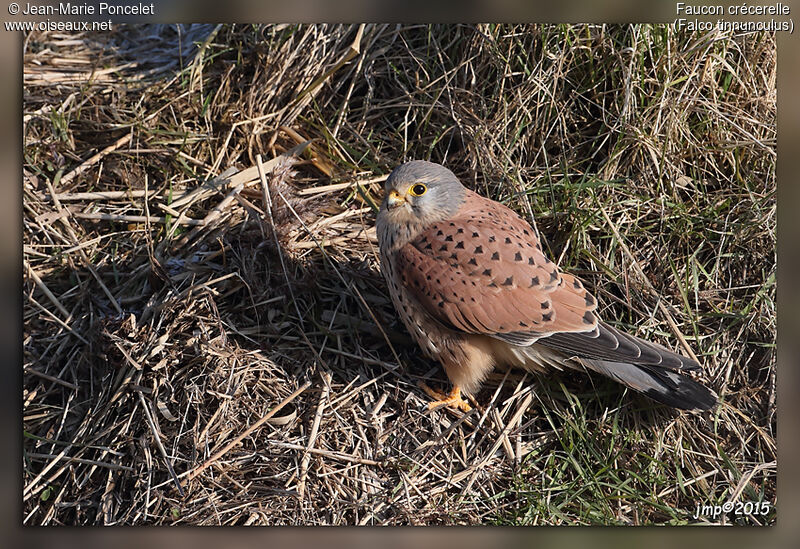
[23,24,775,525]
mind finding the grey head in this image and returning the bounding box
[378,161,467,227]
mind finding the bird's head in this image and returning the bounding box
[378,161,467,227]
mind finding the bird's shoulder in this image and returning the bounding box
[406,189,549,280]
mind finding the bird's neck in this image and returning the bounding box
[377,212,427,252]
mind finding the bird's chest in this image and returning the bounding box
[379,247,447,358]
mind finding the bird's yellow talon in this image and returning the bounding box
[420,383,472,412]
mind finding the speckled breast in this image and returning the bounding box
[379,244,448,359]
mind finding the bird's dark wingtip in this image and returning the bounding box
[581,359,717,411]
[641,368,718,411]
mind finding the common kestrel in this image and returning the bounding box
[376,161,717,412]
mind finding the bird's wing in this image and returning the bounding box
[395,196,598,344]
[395,193,700,371]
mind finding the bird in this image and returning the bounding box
[376,160,717,413]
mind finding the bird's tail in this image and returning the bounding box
[579,358,718,411]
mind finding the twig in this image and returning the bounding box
[169,181,244,250]
[296,175,387,196]
[297,371,331,499]
[167,166,240,210]
[71,212,203,226]
[25,452,134,472]
[23,444,74,500]
[289,233,377,249]
[137,391,184,497]
[24,260,70,318]
[48,189,182,202]
[59,133,132,187]
[24,366,79,391]
[305,206,372,231]
[183,381,312,486]
[268,441,381,467]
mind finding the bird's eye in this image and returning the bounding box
[409,183,427,197]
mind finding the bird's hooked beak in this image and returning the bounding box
[386,189,406,210]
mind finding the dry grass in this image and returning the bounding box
[23,24,775,525]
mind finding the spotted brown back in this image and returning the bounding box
[395,190,598,343]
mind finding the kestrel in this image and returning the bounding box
[376,161,717,412]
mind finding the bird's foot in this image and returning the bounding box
[419,382,472,412]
